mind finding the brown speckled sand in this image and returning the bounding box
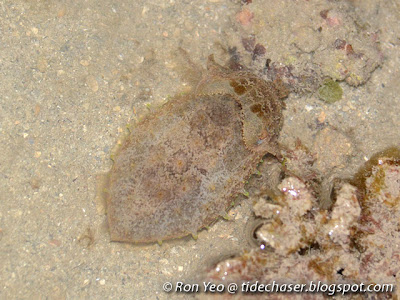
[1,0,400,299]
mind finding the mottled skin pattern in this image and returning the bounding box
[106,56,288,243]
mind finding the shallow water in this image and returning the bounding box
[1,0,399,299]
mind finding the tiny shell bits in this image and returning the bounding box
[105,55,288,243]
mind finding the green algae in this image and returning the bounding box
[318,79,343,103]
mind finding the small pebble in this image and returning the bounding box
[305,104,313,112]
[318,111,326,123]
[57,8,66,18]
[142,6,149,16]
[86,75,99,92]
[82,279,90,287]
[236,8,253,26]
[48,239,62,247]
[80,60,90,66]
[159,258,169,264]
[37,57,48,73]
[34,104,41,116]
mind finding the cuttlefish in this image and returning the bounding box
[102,54,288,243]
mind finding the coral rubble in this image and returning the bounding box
[202,148,400,299]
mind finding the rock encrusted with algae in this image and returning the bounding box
[228,0,383,95]
[253,177,317,255]
[203,147,400,299]
[354,149,400,285]
[104,55,288,243]
[321,183,360,250]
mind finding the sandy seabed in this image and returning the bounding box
[1,1,399,299]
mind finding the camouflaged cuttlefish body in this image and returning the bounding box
[105,56,288,243]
